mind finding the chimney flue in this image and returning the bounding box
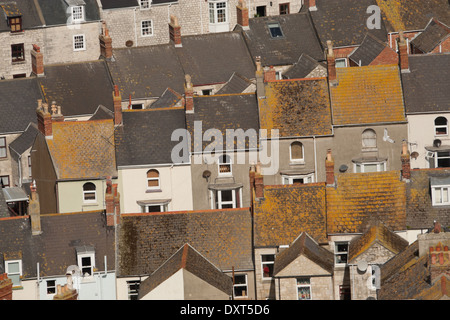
[169,15,182,47]
[36,100,53,137]
[326,40,337,83]
[100,21,113,59]
[401,140,411,180]
[184,74,194,113]
[113,85,123,125]
[236,0,249,29]
[398,31,410,73]
[29,180,42,235]
[31,44,44,77]
[326,149,335,186]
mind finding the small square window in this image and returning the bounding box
[0,176,10,188]
[127,280,141,300]
[0,137,7,158]
[297,277,312,300]
[140,0,150,8]
[233,274,248,298]
[71,6,84,21]
[261,254,275,279]
[73,34,86,51]
[335,242,349,265]
[335,58,347,68]
[47,280,57,295]
[141,20,153,37]
[8,17,22,32]
[78,253,95,276]
[11,44,25,62]
[279,3,289,15]
[268,22,283,38]
[5,260,22,287]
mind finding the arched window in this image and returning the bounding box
[147,169,160,189]
[362,129,377,148]
[435,117,448,135]
[218,154,232,175]
[290,141,304,162]
[83,182,96,202]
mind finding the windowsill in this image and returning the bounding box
[289,161,305,166]
[141,34,154,38]
[0,157,8,161]
[146,188,162,193]
[73,48,86,52]
[12,286,23,290]
[82,202,98,206]
[12,60,26,65]
[10,30,24,35]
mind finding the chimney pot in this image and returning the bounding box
[184,74,194,113]
[113,85,123,125]
[169,15,182,47]
[326,149,335,185]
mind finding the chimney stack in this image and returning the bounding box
[255,56,265,99]
[264,66,276,82]
[106,177,120,227]
[0,274,13,300]
[398,31,410,73]
[254,163,264,199]
[236,0,249,29]
[401,140,411,180]
[325,149,335,186]
[31,44,44,77]
[169,15,182,47]
[326,40,337,84]
[113,85,123,125]
[306,0,317,11]
[29,180,42,235]
[184,74,194,113]
[36,99,53,138]
[99,21,113,59]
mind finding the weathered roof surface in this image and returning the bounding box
[107,44,185,99]
[0,1,43,31]
[46,119,117,180]
[253,183,328,247]
[117,208,253,276]
[149,88,183,109]
[406,169,450,230]
[411,19,450,53]
[330,65,406,126]
[348,33,392,66]
[216,73,253,95]
[326,171,406,234]
[376,0,450,33]
[176,32,256,85]
[0,78,43,134]
[38,60,114,117]
[9,123,39,160]
[89,105,114,121]
[115,108,187,166]
[273,232,334,276]
[0,211,115,278]
[282,54,325,79]
[402,54,450,114]
[259,78,332,138]
[309,0,388,48]
[348,221,409,263]
[99,0,139,9]
[185,93,260,152]
[138,243,232,299]
[36,0,100,25]
[0,187,9,218]
[238,13,324,66]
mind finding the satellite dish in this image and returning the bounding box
[411,151,419,159]
[433,139,442,148]
[357,260,368,272]
[202,170,211,179]
[339,164,348,173]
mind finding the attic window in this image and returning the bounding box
[71,6,84,22]
[8,16,22,32]
[431,177,450,206]
[140,0,150,9]
[76,246,95,277]
[268,22,283,38]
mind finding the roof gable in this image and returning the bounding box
[348,33,393,66]
[411,18,450,53]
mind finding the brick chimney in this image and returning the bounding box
[326,40,337,84]
[29,180,42,235]
[0,274,13,300]
[254,163,264,199]
[236,0,249,29]
[31,44,44,77]
[398,31,410,73]
[255,56,265,99]
[325,149,335,186]
[184,74,194,113]
[169,15,182,47]
[36,99,53,138]
[113,85,122,125]
[305,0,317,11]
[99,21,113,59]
[106,177,120,227]
[264,66,276,82]
[401,140,411,181]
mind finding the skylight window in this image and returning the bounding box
[268,22,283,38]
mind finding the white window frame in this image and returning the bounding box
[434,117,448,136]
[261,254,275,280]
[282,173,314,185]
[146,169,160,190]
[334,241,349,266]
[77,252,95,277]
[139,0,151,9]
[233,274,248,298]
[335,58,347,68]
[127,280,141,300]
[141,20,153,37]
[82,182,97,203]
[141,203,168,213]
[71,6,84,22]
[28,155,32,177]
[218,154,232,176]
[427,151,450,169]
[209,1,228,24]
[289,141,304,164]
[268,22,284,38]
[46,279,57,295]
[297,277,312,300]
[431,185,450,206]
[216,189,235,209]
[354,161,386,173]
[73,34,86,51]
[5,260,22,287]
[0,137,7,158]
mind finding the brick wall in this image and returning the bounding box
[0,273,13,300]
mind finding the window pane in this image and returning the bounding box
[268,23,283,38]
[147,170,159,178]
[83,183,96,191]
[362,129,376,147]
[8,262,20,273]
[298,286,311,300]
[297,277,310,285]
[147,179,159,187]
[434,188,442,203]
[84,191,96,200]
[262,255,275,262]
[234,275,246,285]
[291,142,303,160]
[364,164,378,172]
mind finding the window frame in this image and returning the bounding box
[11,43,25,62]
[8,16,22,33]
[282,173,314,185]
[82,182,97,203]
[335,58,347,68]
[28,155,32,177]
[0,175,10,188]
[334,241,349,266]
[46,279,57,295]
[268,22,284,38]
[434,117,448,136]
[127,280,141,300]
[233,274,248,298]
[354,161,386,173]
[209,1,228,24]
[297,277,312,300]
[77,252,95,277]
[362,128,377,149]
[73,34,86,51]
[5,259,22,288]
[279,3,290,15]
[140,0,151,9]
[146,169,160,190]
[141,19,153,37]
[289,141,304,163]
[261,254,275,280]
[0,137,7,158]
[431,185,450,206]
[141,203,167,213]
[71,6,84,22]
[218,154,232,176]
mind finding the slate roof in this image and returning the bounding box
[114,108,187,166]
[8,123,39,161]
[348,221,409,263]
[46,119,117,180]
[216,73,253,95]
[107,44,185,99]
[117,208,253,276]
[0,211,115,279]
[36,0,101,25]
[406,168,450,230]
[0,1,43,31]
[309,0,388,48]
[138,243,232,299]
[348,33,392,66]
[38,60,115,118]
[258,78,332,138]
[0,78,43,134]
[89,105,114,121]
[149,88,183,109]
[375,0,450,33]
[253,183,328,247]
[411,19,450,53]
[237,13,324,66]
[273,232,334,276]
[282,54,325,79]
[330,65,406,126]
[185,93,260,152]
[175,32,256,86]
[0,188,9,218]
[326,171,406,234]
[99,0,139,9]
[401,54,450,114]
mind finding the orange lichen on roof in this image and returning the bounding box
[47,119,117,180]
[259,78,332,138]
[253,183,328,246]
[330,65,406,126]
[375,0,405,32]
[326,171,406,234]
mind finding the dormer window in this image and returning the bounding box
[8,16,22,32]
[431,177,450,206]
[71,6,84,21]
[140,0,150,9]
[1,3,23,32]
[218,154,232,176]
[76,246,95,277]
[268,22,283,38]
[65,0,86,22]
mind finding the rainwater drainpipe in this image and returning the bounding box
[313,136,317,182]
[134,8,138,47]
